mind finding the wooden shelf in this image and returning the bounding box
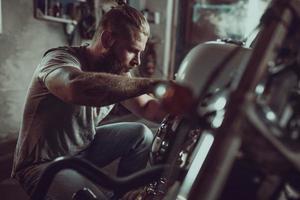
[35,8,77,25]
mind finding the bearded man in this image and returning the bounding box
[12,4,168,199]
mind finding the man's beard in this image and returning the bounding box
[93,46,128,75]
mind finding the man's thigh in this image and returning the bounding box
[79,122,153,168]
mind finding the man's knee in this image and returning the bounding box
[133,123,154,148]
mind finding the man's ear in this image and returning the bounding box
[100,31,115,49]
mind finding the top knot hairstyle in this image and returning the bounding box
[116,0,127,6]
[92,3,150,44]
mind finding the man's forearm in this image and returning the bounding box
[69,72,160,106]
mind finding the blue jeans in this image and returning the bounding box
[18,122,154,200]
[78,122,154,177]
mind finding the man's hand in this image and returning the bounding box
[153,82,196,115]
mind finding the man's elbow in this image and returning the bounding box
[65,79,108,106]
[45,80,77,104]
[60,79,86,104]
[53,82,78,104]
[44,68,90,104]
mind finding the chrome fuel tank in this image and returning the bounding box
[176,41,252,96]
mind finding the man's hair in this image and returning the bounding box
[92,5,150,44]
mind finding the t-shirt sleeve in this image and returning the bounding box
[37,49,82,84]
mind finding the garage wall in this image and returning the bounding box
[0,0,67,138]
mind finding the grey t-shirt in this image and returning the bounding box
[11,46,114,178]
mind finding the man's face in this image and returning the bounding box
[105,32,148,74]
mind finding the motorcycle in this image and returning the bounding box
[145,0,300,199]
